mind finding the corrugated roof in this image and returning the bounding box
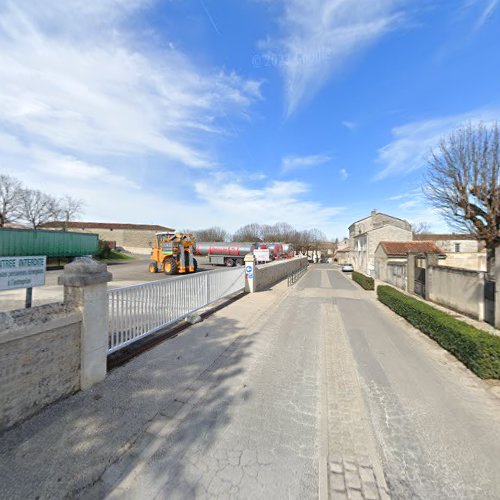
[414,233,477,241]
[378,241,445,256]
[41,221,173,231]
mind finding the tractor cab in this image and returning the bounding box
[149,231,197,275]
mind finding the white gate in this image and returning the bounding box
[108,267,245,353]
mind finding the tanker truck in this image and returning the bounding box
[195,242,257,267]
[259,243,284,260]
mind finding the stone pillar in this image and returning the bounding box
[425,253,439,301]
[407,253,416,294]
[495,247,500,329]
[478,271,485,322]
[244,253,256,293]
[58,257,112,390]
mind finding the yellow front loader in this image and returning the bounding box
[149,231,197,275]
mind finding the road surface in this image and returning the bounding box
[1,265,499,499]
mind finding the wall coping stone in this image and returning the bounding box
[430,265,484,276]
[0,305,81,345]
[58,256,112,287]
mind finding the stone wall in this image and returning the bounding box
[438,252,487,271]
[0,304,82,432]
[428,266,485,320]
[253,257,308,291]
[54,227,156,253]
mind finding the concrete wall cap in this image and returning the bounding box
[58,257,112,287]
[244,253,255,262]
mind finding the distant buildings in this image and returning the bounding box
[41,221,173,254]
[338,209,486,275]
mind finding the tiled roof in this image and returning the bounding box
[378,241,444,256]
[413,233,477,241]
[41,221,173,231]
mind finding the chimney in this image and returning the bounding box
[371,209,377,217]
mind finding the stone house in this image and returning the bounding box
[414,233,486,271]
[348,210,412,276]
[41,222,173,254]
[333,238,350,264]
[374,241,445,290]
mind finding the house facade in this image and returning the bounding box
[414,233,486,271]
[374,241,445,290]
[348,210,412,276]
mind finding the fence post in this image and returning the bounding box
[244,253,256,293]
[58,257,112,390]
[407,253,416,294]
[478,272,485,322]
[425,253,439,301]
[495,247,500,329]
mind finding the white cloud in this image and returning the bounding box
[375,108,500,179]
[342,121,357,130]
[339,168,348,179]
[281,153,331,172]
[265,0,406,116]
[194,178,345,233]
[463,0,499,29]
[0,1,261,169]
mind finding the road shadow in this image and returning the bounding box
[0,313,255,499]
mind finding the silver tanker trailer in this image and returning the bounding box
[195,242,257,267]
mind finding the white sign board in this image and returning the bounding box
[0,256,46,291]
[254,249,270,262]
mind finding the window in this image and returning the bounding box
[454,243,460,253]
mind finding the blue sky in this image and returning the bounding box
[0,0,499,238]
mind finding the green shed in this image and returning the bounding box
[0,228,99,258]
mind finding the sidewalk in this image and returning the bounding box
[0,281,290,499]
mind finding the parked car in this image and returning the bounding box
[341,263,354,272]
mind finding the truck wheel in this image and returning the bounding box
[193,258,198,273]
[149,262,158,273]
[225,258,235,267]
[236,259,244,266]
[163,257,178,275]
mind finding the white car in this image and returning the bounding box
[341,263,354,272]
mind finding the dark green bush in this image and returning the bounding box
[96,240,111,259]
[377,285,500,380]
[352,271,375,290]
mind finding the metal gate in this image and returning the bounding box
[107,267,245,353]
[414,266,426,297]
[484,279,495,326]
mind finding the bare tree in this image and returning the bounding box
[0,174,22,227]
[233,223,262,242]
[424,122,500,276]
[59,195,84,230]
[412,221,431,235]
[192,226,229,242]
[16,189,60,229]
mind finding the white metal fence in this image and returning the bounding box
[108,267,245,353]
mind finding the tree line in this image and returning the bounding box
[0,174,83,229]
[189,222,333,253]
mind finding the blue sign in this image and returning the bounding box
[245,264,254,279]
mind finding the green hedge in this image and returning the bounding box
[377,285,500,379]
[352,271,375,290]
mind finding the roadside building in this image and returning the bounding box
[414,233,486,271]
[374,241,445,290]
[333,238,350,264]
[348,210,412,276]
[41,221,173,254]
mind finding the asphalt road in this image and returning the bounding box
[1,264,499,499]
[326,268,500,500]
